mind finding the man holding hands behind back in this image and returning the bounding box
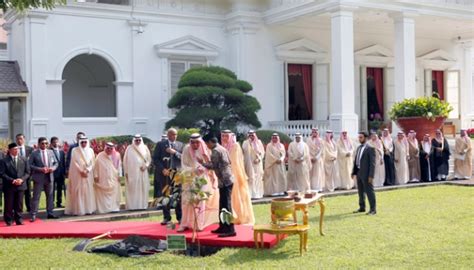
[352,132,377,216]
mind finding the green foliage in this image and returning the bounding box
[176,128,200,143]
[255,130,292,145]
[0,0,65,12]
[167,66,262,135]
[0,138,11,154]
[94,135,154,145]
[388,97,453,121]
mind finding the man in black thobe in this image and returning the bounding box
[432,130,450,181]
[419,134,435,182]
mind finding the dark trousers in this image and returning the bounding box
[163,190,182,222]
[54,176,66,206]
[357,177,376,212]
[153,171,163,198]
[4,188,24,223]
[218,184,235,233]
[31,178,54,216]
[24,178,32,212]
[383,154,396,186]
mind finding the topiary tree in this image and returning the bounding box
[166,66,261,135]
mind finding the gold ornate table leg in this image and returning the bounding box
[254,230,259,249]
[299,232,304,256]
[318,198,326,236]
[304,231,308,251]
[302,205,309,225]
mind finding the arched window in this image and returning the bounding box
[62,54,117,117]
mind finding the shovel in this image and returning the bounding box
[73,230,115,252]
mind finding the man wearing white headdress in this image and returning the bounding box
[65,136,96,216]
[179,133,219,232]
[123,135,151,210]
[306,128,325,191]
[453,129,472,180]
[323,130,338,192]
[407,130,421,182]
[242,130,265,199]
[263,133,287,196]
[94,142,122,213]
[381,129,395,185]
[394,132,409,184]
[368,132,385,187]
[287,133,311,192]
[337,130,354,190]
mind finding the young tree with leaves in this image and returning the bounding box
[166,66,261,135]
[0,0,64,12]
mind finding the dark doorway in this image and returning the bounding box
[288,64,312,121]
[367,67,384,131]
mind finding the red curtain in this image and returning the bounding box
[288,64,313,118]
[432,70,444,100]
[367,67,384,118]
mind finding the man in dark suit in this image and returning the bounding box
[29,137,58,221]
[66,131,85,177]
[50,137,66,208]
[15,133,33,212]
[153,128,183,224]
[0,143,31,226]
[0,150,5,210]
[352,132,377,215]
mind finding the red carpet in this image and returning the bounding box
[0,220,278,248]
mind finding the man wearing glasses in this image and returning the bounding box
[29,137,58,221]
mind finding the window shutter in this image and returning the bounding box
[446,70,460,119]
[170,62,186,97]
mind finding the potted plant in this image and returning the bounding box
[389,97,452,141]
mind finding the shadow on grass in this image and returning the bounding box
[221,241,296,265]
[308,211,356,224]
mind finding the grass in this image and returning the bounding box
[0,185,473,269]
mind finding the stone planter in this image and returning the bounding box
[395,116,446,141]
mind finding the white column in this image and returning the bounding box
[393,12,417,101]
[460,41,473,128]
[329,7,358,136]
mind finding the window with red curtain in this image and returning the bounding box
[432,70,444,100]
[366,67,384,121]
[288,64,313,120]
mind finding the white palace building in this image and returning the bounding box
[0,0,473,143]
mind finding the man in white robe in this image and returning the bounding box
[94,142,122,213]
[65,136,96,216]
[287,133,311,192]
[382,129,396,186]
[323,130,338,192]
[306,128,325,191]
[368,132,385,187]
[263,133,287,196]
[453,129,472,180]
[394,132,409,185]
[337,131,354,190]
[123,134,151,210]
[242,130,265,199]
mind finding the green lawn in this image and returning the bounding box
[0,186,472,269]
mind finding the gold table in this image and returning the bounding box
[294,193,326,236]
[253,224,309,256]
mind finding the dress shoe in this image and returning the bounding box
[177,226,189,232]
[30,215,36,222]
[160,219,171,225]
[367,210,377,216]
[353,209,365,213]
[218,231,236,238]
[47,214,59,219]
[16,219,24,225]
[211,227,225,234]
[5,221,12,226]
[56,204,64,208]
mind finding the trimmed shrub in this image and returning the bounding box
[255,130,292,145]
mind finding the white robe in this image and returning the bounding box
[287,141,311,192]
[323,140,338,192]
[336,138,354,190]
[306,137,325,191]
[263,142,287,195]
[123,144,151,210]
[394,140,409,184]
[454,136,472,179]
[242,139,265,199]
[65,147,96,216]
[369,140,385,187]
[94,151,122,214]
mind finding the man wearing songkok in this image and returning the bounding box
[368,132,385,187]
[419,134,435,182]
[0,143,30,226]
[65,136,96,216]
[123,135,151,210]
[221,130,254,225]
[337,130,355,190]
[178,133,219,232]
[306,128,325,191]
[94,142,122,214]
[242,130,265,199]
[453,129,472,180]
[394,132,409,184]
[431,130,450,181]
[263,133,287,196]
[287,133,311,192]
[323,130,338,192]
[381,129,396,186]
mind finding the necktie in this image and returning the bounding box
[42,151,48,167]
[20,147,24,157]
[356,145,364,169]
[14,157,18,170]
